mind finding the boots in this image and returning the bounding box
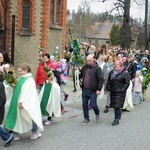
[104,106,109,113]
[64,94,69,101]
[111,119,119,126]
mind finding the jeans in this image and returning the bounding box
[114,108,121,120]
[0,125,11,141]
[31,121,38,133]
[82,88,100,120]
[39,84,43,93]
[134,92,143,104]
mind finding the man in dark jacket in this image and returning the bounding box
[0,81,13,147]
[79,55,104,125]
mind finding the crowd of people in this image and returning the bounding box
[0,45,150,147]
[78,45,150,126]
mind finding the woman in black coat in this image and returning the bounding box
[106,60,130,126]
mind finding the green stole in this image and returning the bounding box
[40,83,52,116]
[4,76,30,130]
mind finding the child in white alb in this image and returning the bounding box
[133,70,143,105]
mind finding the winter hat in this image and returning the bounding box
[60,59,66,64]
[50,55,55,62]
[141,67,147,72]
[140,57,148,62]
[136,70,141,75]
[141,67,148,74]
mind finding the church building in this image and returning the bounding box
[0,0,67,74]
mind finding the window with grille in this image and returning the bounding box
[50,0,62,27]
[22,1,30,31]
[50,0,54,24]
[56,0,61,24]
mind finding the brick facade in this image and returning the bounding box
[0,0,6,50]
[1,0,67,76]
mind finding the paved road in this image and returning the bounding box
[1,76,150,150]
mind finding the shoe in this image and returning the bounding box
[61,107,65,114]
[96,114,100,123]
[4,133,13,147]
[44,120,52,125]
[80,119,90,125]
[64,94,69,101]
[119,111,122,120]
[111,119,119,126]
[42,117,47,123]
[13,134,20,141]
[104,106,109,113]
[30,131,42,140]
[73,89,77,92]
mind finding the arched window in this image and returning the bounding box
[18,0,35,35]
[22,1,30,31]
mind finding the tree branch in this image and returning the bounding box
[132,0,140,5]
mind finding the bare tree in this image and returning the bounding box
[144,0,149,50]
[88,0,141,49]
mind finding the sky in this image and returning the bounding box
[67,0,145,20]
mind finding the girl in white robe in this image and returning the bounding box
[4,63,43,140]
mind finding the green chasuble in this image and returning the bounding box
[40,83,52,116]
[5,76,30,130]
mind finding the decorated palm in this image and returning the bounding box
[3,71,16,87]
[43,66,53,84]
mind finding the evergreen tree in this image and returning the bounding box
[136,32,144,49]
[110,24,121,46]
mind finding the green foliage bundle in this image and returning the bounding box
[64,53,71,61]
[70,38,81,56]
[43,66,52,78]
[3,71,16,87]
[70,38,85,66]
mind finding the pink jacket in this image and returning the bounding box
[133,76,143,92]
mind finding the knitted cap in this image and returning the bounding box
[136,70,141,74]
[141,67,147,72]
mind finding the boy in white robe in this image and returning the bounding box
[39,72,61,125]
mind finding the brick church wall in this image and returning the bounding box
[5,0,67,76]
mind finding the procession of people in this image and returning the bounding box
[0,43,150,147]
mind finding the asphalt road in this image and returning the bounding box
[1,77,150,150]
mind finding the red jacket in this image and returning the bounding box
[35,63,47,86]
[46,60,52,68]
